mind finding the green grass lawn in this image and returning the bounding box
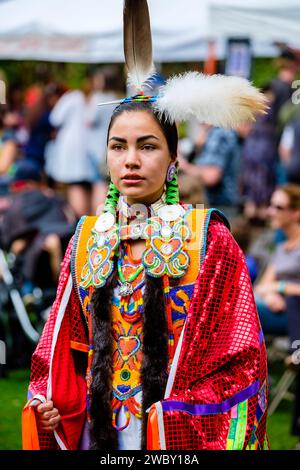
[267,405,299,450]
[0,368,30,450]
[0,368,298,450]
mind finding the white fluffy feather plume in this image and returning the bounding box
[155,72,268,128]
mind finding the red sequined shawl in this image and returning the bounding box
[25,209,268,450]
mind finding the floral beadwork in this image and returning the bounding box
[142,216,191,278]
[80,225,119,289]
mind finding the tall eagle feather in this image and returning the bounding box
[123,0,155,92]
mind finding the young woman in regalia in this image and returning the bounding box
[22,0,269,450]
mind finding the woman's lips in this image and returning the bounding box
[122,175,145,184]
[122,179,144,185]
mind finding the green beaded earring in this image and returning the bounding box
[103,181,120,214]
[165,165,180,205]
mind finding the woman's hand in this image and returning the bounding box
[264,292,286,313]
[30,399,61,432]
[255,282,279,298]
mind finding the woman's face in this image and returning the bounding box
[268,189,297,230]
[107,110,173,205]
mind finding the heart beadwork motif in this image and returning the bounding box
[112,320,143,371]
[152,237,181,261]
[111,317,143,419]
[80,225,119,289]
[142,214,191,278]
[118,335,141,362]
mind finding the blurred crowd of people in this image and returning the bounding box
[0,66,122,370]
[179,49,300,221]
[1,51,300,446]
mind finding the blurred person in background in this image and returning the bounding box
[271,48,300,134]
[279,113,300,185]
[179,121,208,164]
[255,184,300,337]
[255,184,300,449]
[231,217,258,284]
[48,68,117,217]
[23,83,65,173]
[85,67,118,214]
[0,110,19,179]
[178,172,207,207]
[3,83,28,150]
[0,159,77,299]
[178,123,241,219]
[240,84,278,224]
[7,83,24,117]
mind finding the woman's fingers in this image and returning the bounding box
[36,400,54,414]
[40,411,60,423]
[39,413,61,431]
[33,399,61,432]
[49,415,61,426]
[39,423,60,431]
[43,409,59,420]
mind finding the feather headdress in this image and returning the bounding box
[155,71,267,128]
[98,0,268,128]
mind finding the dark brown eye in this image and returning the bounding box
[112,144,123,151]
[142,144,155,151]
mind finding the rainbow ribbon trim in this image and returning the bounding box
[122,94,158,103]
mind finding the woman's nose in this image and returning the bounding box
[125,148,141,168]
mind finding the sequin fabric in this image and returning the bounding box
[159,217,269,450]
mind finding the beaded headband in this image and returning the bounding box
[100,94,157,107]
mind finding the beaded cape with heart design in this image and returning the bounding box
[79,205,191,290]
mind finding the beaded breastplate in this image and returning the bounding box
[79,204,192,290]
[71,207,210,326]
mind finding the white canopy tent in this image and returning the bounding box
[0,0,300,62]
